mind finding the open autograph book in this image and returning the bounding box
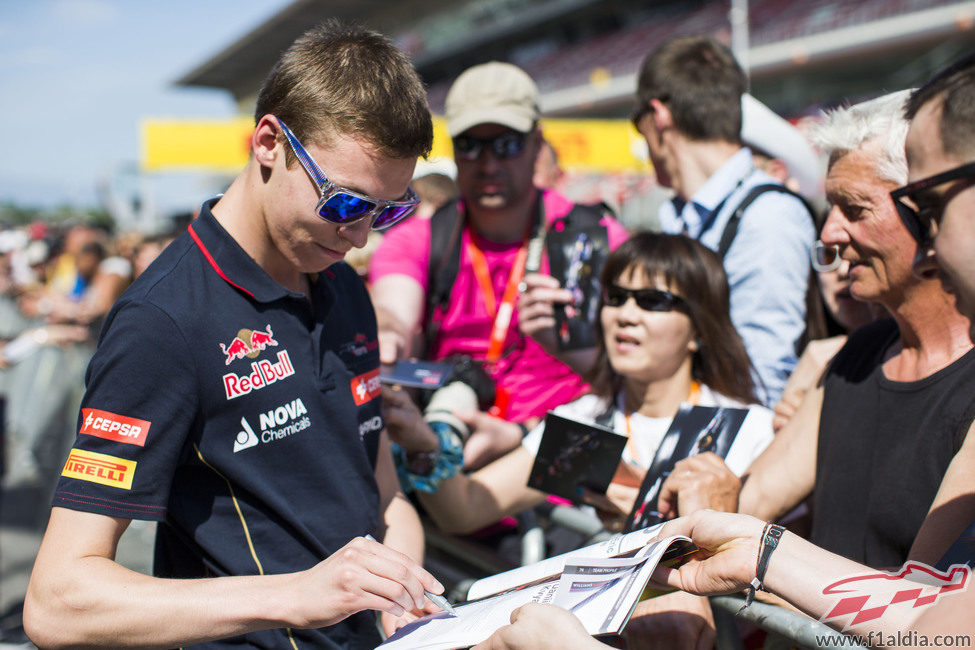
[377,525,696,650]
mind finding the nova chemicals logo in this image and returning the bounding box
[234,398,311,453]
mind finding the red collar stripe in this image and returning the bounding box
[188,223,255,299]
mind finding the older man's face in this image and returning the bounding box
[905,99,975,325]
[820,146,918,306]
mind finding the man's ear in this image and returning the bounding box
[252,114,281,168]
[650,98,672,132]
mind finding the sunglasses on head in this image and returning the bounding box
[890,160,975,249]
[452,132,528,161]
[603,285,688,312]
[811,240,841,273]
[278,119,419,231]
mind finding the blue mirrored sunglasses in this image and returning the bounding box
[278,120,419,231]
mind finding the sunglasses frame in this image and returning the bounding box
[277,119,419,231]
[602,285,689,313]
[811,239,842,273]
[452,131,529,162]
[890,160,975,248]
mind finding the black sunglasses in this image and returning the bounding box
[452,132,528,161]
[890,160,975,248]
[603,285,688,312]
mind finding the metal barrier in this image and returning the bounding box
[711,595,867,650]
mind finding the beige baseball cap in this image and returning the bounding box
[445,61,540,137]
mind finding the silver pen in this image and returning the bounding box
[424,590,457,616]
[363,535,456,616]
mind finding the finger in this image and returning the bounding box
[355,538,441,608]
[521,272,561,290]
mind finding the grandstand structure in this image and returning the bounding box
[178,0,975,121]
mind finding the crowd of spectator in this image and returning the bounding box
[2,23,973,650]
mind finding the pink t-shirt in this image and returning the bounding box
[370,190,629,423]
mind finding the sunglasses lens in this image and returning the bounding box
[371,204,417,230]
[635,290,676,311]
[319,192,375,224]
[493,134,526,159]
[893,198,928,247]
[604,287,682,311]
[452,137,481,161]
[811,241,841,272]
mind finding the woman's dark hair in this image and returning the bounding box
[588,232,759,404]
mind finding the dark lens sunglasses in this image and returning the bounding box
[890,160,975,248]
[603,285,688,312]
[452,132,528,161]
[278,119,419,231]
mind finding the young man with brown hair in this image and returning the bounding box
[24,21,443,649]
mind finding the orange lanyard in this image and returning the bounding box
[623,381,701,466]
[466,230,530,364]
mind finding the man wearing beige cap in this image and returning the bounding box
[370,62,627,473]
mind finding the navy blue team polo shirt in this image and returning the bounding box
[53,198,387,649]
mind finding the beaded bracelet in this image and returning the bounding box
[739,522,785,612]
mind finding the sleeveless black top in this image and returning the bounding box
[811,318,975,568]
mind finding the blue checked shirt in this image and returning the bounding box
[659,148,816,406]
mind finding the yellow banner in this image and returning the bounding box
[141,116,649,173]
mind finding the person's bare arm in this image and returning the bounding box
[737,383,823,521]
[371,275,425,364]
[24,507,438,648]
[908,417,975,564]
[374,431,444,634]
[418,444,546,534]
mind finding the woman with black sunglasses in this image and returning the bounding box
[382,232,773,535]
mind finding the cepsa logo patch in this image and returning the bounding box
[351,368,381,406]
[62,449,136,490]
[80,408,150,446]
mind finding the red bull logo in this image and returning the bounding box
[821,561,970,629]
[219,325,278,365]
[223,350,295,400]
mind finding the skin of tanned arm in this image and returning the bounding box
[738,383,823,521]
[418,444,547,534]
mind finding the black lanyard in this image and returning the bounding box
[678,167,756,239]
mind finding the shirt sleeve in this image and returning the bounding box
[723,192,816,405]
[52,299,200,521]
[368,217,432,290]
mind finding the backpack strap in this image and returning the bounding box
[716,183,816,259]
[424,201,465,356]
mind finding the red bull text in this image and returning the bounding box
[223,350,295,400]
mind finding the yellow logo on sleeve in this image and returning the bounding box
[62,449,137,490]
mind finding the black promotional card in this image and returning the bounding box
[624,405,750,532]
[546,225,610,351]
[527,412,627,503]
[379,360,453,390]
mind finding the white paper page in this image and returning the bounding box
[378,580,561,650]
[466,523,665,601]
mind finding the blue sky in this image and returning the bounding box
[0,0,293,216]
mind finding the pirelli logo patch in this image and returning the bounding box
[80,408,151,446]
[62,449,136,490]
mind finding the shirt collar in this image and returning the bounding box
[188,198,313,304]
[671,148,754,235]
